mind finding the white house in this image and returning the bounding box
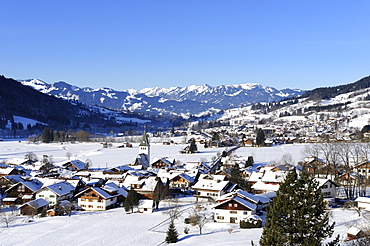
[75,187,118,211]
[35,181,75,205]
[213,196,257,223]
[138,199,155,213]
[314,178,338,206]
[355,197,370,211]
[192,176,237,201]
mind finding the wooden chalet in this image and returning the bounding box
[62,160,86,171]
[151,157,175,169]
[19,198,49,216]
[3,178,43,205]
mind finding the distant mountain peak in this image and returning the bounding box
[19,79,305,117]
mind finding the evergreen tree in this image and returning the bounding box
[165,221,179,244]
[124,187,138,213]
[246,156,254,167]
[41,127,52,143]
[189,138,197,153]
[260,169,339,246]
[256,128,265,147]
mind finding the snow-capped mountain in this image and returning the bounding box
[20,79,304,117]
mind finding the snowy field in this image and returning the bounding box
[0,140,308,169]
[0,140,364,245]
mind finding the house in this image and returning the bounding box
[129,176,168,200]
[314,178,338,206]
[0,167,21,177]
[213,195,257,223]
[156,169,196,191]
[35,181,76,206]
[347,226,367,240]
[355,161,370,179]
[19,198,49,216]
[355,197,370,211]
[192,175,237,201]
[151,157,175,169]
[138,199,155,213]
[62,160,86,171]
[74,187,118,211]
[3,178,43,205]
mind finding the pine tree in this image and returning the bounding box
[260,169,339,246]
[256,128,265,147]
[189,138,197,153]
[165,221,179,244]
[125,187,138,213]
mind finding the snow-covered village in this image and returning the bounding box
[1,123,370,245]
[4,1,370,245]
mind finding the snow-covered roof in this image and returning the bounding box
[41,182,75,196]
[355,196,370,203]
[20,198,49,209]
[192,179,230,191]
[235,189,260,204]
[0,167,16,175]
[213,195,256,211]
[314,178,338,187]
[347,226,361,236]
[251,181,280,192]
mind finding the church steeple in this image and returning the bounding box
[139,125,150,157]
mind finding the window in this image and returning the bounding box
[234,204,238,207]
[17,186,25,192]
[89,199,94,202]
[217,216,224,220]
[97,206,103,209]
[81,204,86,207]
[230,211,237,214]
[98,199,103,203]
[228,203,232,207]
[88,205,93,208]
[81,198,85,201]
[39,195,44,197]
[50,195,55,198]
[243,211,249,215]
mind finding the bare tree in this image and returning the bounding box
[189,205,210,235]
[162,198,181,223]
[1,212,16,228]
[65,152,72,160]
[24,152,38,163]
[280,153,293,165]
[85,159,92,170]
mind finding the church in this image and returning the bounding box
[133,127,150,169]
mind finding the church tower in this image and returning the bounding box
[139,126,150,158]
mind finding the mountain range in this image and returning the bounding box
[20,79,304,117]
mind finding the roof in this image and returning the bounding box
[235,189,260,204]
[69,160,86,170]
[347,226,361,236]
[41,182,75,196]
[355,196,370,203]
[139,128,149,147]
[75,187,114,199]
[1,174,25,183]
[192,179,230,191]
[20,198,49,209]
[213,196,257,211]
[251,181,280,192]
[314,178,339,187]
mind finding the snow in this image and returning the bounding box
[0,141,365,245]
[13,115,45,129]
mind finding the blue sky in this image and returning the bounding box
[1,1,370,91]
